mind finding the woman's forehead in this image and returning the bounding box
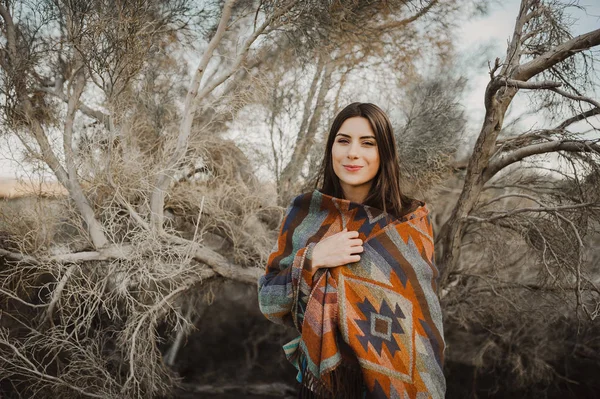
[337,117,375,137]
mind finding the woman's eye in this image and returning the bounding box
[336,139,375,146]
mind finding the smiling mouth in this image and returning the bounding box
[343,165,363,171]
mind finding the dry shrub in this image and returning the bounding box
[440,166,600,394]
[167,135,280,267]
[0,194,69,254]
[396,74,467,199]
[0,129,280,398]
[444,285,569,393]
[0,228,215,398]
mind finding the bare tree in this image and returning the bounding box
[432,0,600,393]
[438,0,600,295]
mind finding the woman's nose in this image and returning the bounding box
[347,142,359,159]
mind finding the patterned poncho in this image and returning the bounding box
[258,189,445,399]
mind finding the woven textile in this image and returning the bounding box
[258,189,445,399]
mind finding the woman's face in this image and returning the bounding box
[331,116,380,200]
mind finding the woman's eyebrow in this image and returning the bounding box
[336,132,376,139]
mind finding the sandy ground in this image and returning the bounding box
[0,178,67,198]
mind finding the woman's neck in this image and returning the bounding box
[340,182,371,204]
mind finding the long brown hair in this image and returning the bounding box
[315,102,417,218]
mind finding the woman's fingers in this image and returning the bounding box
[349,238,363,247]
[321,251,362,268]
[350,245,363,254]
[346,230,359,238]
[316,230,364,268]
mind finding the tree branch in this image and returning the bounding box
[556,108,600,130]
[499,0,533,75]
[548,87,600,109]
[0,339,105,398]
[149,0,237,231]
[195,0,299,102]
[478,192,543,209]
[44,264,77,325]
[0,287,47,308]
[501,78,562,90]
[0,248,40,264]
[485,140,600,181]
[0,5,18,62]
[466,202,599,223]
[37,86,110,128]
[486,78,561,110]
[165,234,262,285]
[63,66,108,249]
[0,241,262,286]
[123,281,208,389]
[150,1,299,230]
[279,56,333,197]
[296,56,325,144]
[1,3,108,249]
[516,28,600,81]
[375,0,440,32]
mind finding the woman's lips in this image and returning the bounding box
[344,165,363,172]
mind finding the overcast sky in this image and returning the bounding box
[1,1,599,179]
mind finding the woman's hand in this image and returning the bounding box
[310,228,363,271]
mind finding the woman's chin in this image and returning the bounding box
[339,179,370,188]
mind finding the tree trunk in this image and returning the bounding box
[278,58,334,204]
[438,87,516,285]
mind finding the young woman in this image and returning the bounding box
[258,103,445,399]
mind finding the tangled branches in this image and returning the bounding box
[0,230,215,398]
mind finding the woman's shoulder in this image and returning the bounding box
[283,190,317,213]
[393,196,429,221]
[288,189,325,207]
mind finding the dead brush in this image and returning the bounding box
[0,227,215,398]
[0,193,66,255]
[0,131,275,398]
[167,134,279,267]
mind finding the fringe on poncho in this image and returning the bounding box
[258,189,446,399]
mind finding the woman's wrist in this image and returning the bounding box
[309,243,322,271]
